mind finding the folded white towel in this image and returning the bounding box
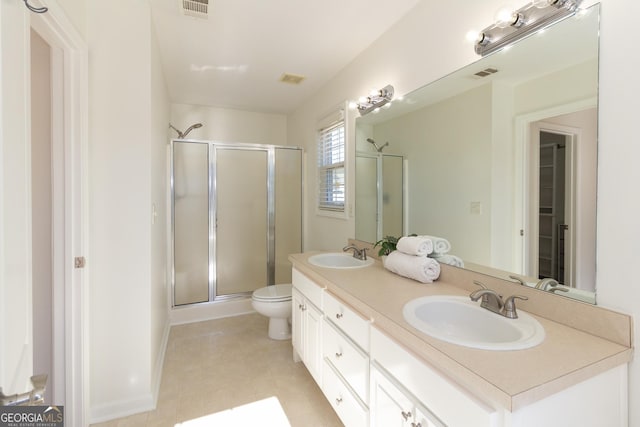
[429,253,464,268]
[384,251,441,283]
[419,235,451,255]
[396,236,433,256]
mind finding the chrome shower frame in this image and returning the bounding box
[169,139,304,307]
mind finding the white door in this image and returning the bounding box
[1,3,87,425]
[1,0,36,399]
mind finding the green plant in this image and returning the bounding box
[373,235,399,256]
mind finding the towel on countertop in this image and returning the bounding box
[396,236,433,256]
[418,235,451,255]
[383,251,441,283]
[429,253,464,268]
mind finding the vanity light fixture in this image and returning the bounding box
[352,85,395,116]
[474,0,582,56]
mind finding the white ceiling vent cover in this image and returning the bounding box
[180,0,209,19]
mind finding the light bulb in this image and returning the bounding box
[466,30,481,43]
[358,96,369,104]
[348,101,358,110]
[495,6,517,28]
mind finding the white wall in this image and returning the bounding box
[171,103,287,145]
[88,0,169,421]
[373,84,493,264]
[289,0,640,424]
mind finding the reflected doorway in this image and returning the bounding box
[528,122,578,287]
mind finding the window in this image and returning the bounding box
[317,116,345,214]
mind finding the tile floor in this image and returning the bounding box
[91,313,343,427]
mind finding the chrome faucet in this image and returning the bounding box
[535,278,559,291]
[470,281,528,319]
[549,286,569,294]
[509,275,527,286]
[343,245,367,260]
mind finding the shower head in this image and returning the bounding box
[367,138,389,152]
[182,123,203,137]
[169,122,203,138]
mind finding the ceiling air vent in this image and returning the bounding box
[279,73,306,85]
[472,67,499,78]
[181,0,209,19]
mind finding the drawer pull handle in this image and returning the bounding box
[411,423,422,427]
[301,305,307,311]
[335,397,343,405]
[298,304,304,310]
[335,313,343,319]
[335,351,343,358]
[401,411,411,421]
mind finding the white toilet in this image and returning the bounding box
[251,284,293,340]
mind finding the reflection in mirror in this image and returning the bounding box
[355,152,405,242]
[354,4,599,303]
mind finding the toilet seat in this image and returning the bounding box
[252,284,292,302]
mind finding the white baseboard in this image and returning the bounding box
[170,297,255,325]
[90,393,156,424]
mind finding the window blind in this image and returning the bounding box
[317,120,345,212]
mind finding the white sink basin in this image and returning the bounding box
[403,295,545,351]
[307,252,374,269]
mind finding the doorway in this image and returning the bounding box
[30,28,62,406]
[528,122,577,287]
[537,132,569,282]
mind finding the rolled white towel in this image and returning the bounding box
[396,236,433,256]
[384,251,441,283]
[419,235,451,255]
[429,253,464,268]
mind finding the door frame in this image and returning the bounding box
[30,5,88,426]
[527,122,578,284]
[513,98,595,283]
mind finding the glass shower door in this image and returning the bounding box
[215,148,268,296]
[173,141,210,305]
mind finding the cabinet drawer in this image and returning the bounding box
[322,360,368,427]
[371,328,498,427]
[292,268,323,308]
[324,291,370,350]
[323,319,369,403]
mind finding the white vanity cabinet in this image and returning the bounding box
[291,269,324,384]
[370,327,628,427]
[370,363,444,427]
[371,327,500,427]
[322,291,371,427]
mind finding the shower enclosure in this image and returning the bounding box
[171,140,303,306]
[355,152,404,243]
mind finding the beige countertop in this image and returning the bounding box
[289,252,633,412]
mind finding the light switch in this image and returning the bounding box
[470,201,482,215]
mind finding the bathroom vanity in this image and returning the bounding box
[290,252,632,427]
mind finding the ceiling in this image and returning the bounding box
[150,0,421,114]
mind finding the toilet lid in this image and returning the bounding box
[252,284,292,302]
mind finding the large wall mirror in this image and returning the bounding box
[355,4,599,303]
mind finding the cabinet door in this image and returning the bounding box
[305,302,323,384]
[292,288,305,361]
[371,368,414,427]
[415,406,444,427]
